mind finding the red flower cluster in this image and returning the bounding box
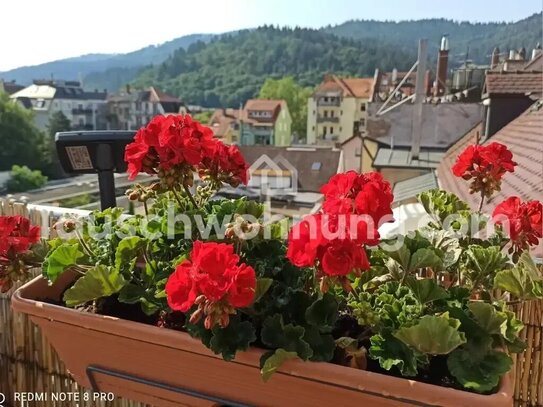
[0,216,40,292]
[492,197,542,254]
[287,213,376,291]
[320,171,394,227]
[452,142,516,197]
[165,241,256,328]
[124,114,248,188]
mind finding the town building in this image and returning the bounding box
[0,80,24,95]
[107,85,186,130]
[217,145,343,219]
[239,99,292,146]
[306,75,373,145]
[481,49,542,139]
[10,80,108,130]
[209,108,241,144]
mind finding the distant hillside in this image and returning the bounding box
[1,13,540,96]
[325,13,543,65]
[0,33,214,90]
[132,26,416,107]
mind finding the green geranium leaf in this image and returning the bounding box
[208,317,257,361]
[115,236,146,272]
[302,326,335,362]
[253,278,273,304]
[63,265,127,306]
[494,252,543,299]
[464,246,508,288]
[43,243,85,282]
[387,243,411,271]
[369,332,419,376]
[335,337,359,351]
[261,314,313,360]
[394,315,466,354]
[409,248,443,272]
[448,348,512,392]
[305,293,338,332]
[118,283,146,304]
[418,189,470,226]
[260,348,298,382]
[468,302,507,335]
[407,278,449,304]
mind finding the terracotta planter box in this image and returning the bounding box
[12,274,513,407]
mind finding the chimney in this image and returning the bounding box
[424,69,432,96]
[532,43,542,60]
[433,35,449,97]
[491,47,500,69]
[391,68,398,83]
[519,47,526,60]
[508,50,516,60]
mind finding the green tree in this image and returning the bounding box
[6,165,48,193]
[258,77,313,140]
[0,92,45,171]
[192,111,213,124]
[44,111,71,178]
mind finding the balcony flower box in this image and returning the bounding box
[4,115,541,407]
[13,273,513,407]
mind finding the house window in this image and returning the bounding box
[311,162,322,171]
[340,110,343,115]
[313,110,315,115]
[355,147,361,157]
[339,126,342,132]
[35,99,45,108]
[360,118,366,127]
[360,103,366,112]
[312,126,315,131]
[330,126,334,134]
[324,110,328,118]
[323,126,327,135]
[331,110,335,118]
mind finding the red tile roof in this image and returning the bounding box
[484,71,543,96]
[437,101,543,256]
[242,99,287,124]
[315,75,373,98]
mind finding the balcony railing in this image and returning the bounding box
[317,116,339,123]
[317,99,341,107]
[72,108,93,115]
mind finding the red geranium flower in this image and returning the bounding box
[199,141,249,187]
[165,241,256,328]
[0,216,40,293]
[0,216,40,258]
[287,213,374,291]
[492,197,542,254]
[452,142,516,197]
[321,171,393,227]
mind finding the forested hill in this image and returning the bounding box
[132,27,416,107]
[325,13,542,65]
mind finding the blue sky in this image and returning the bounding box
[1,0,541,71]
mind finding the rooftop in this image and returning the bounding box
[367,102,483,149]
[484,71,543,96]
[242,99,287,124]
[238,145,341,193]
[314,75,373,98]
[392,172,438,203]
[373,148,444,169]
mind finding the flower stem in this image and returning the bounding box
[183,185,198,209]
[478,190,485,213]
[171,188,185,209]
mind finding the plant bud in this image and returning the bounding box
[195,295,206,305]
[218,313,230,328]
[189,309,203,324]
[320,278,329,293]
[204,315,213,330]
